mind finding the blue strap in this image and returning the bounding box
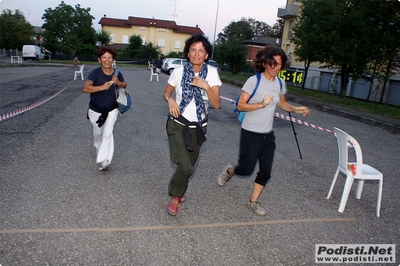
[277,77,282,93]
[248,72,261,102]
[249,73,281,100]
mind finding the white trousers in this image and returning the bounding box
[88,108,119,164]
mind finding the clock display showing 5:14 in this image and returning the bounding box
[278,70,303,84]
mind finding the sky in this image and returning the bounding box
[0,0,286,41]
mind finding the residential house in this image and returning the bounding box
[98,15,204,55]
[242,36,281,63]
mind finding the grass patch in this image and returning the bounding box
[219,70,253,82]
[219,70,400,121]
[288,86,400,120]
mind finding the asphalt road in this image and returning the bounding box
[0,64,399,265]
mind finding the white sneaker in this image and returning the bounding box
[248,201,267,216]
[217,164,233,186]
[99,160,110,171]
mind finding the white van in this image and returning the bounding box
[22,45,45,60]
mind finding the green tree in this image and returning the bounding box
[270,19,284,38]
[96,29,112,46]
[125,34,143,58]
[362,0,400,102]
[247,17,283,38]
[217,18,253,43]
[0,9,35,49]
[215,17,279,74]
[291,6,324,90]
[41,1,96,56]
[215,18,253,74]
[165,51,183,58]
[247,18,271,37]
[293,0,373,97]
[137,42,162,61]
[215,39,248,74]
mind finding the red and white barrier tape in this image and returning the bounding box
[0,80,73,121]
[221,95,334,134]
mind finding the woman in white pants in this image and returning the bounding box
[83,47,127,171]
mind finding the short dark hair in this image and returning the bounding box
[97,46,116,60]
[253,46,288,73]
[183,34,212,62]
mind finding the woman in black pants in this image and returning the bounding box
[217,46,310,216]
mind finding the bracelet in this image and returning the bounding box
[165,96,170,102]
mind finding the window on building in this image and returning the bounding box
[288,20,294,39]
[285,44,291,55]
[110,34,115,43]
[141,37,146,45]
[175,40,181,49]
[157,28,166,32]
[139,26,146,31]
[158,39,165,47]
[122,35,129,44]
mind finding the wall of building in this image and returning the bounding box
[102,25,192,55]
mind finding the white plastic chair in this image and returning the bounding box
[150,64,159,82]
[327,127,383,217]
[74,64,85,80]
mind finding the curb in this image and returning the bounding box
[286,96,400,134]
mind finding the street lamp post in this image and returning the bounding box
[211,0,219,60]
[36,20,44,48]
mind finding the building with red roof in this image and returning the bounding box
[99,15,204,55]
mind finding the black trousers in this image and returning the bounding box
[234,129,276,186]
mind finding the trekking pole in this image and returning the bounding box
[288,112,302,159]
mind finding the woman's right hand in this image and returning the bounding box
[102,81,113,91]
[261,95,273,107]
[167,99,180,118]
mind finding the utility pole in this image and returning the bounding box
[212,0,219,59]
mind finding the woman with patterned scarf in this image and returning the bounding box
[162,34,222,216]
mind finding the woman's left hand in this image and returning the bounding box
[112,75,119,86]
[190,76,209,91]
[294,106,310,117]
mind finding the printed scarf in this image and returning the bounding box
[179,63,208,122]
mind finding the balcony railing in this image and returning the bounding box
[277,4,299,19]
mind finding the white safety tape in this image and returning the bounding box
[221,95,334,133]
[0,80,73,121]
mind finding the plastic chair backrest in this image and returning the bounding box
[334,128,350,174]
[347,134,363,176]
[334,127,363,175]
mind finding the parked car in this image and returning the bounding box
[22,45,44,60]
[162,58,188,75]
[207,59,218,68]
